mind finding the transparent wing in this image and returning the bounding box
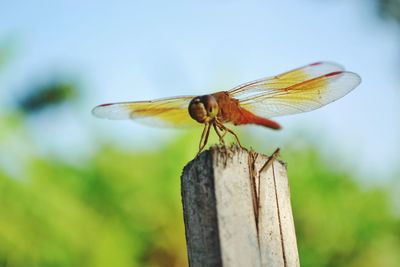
[92,95,199,128]
[229,62,345,96]
[229,62,360,118]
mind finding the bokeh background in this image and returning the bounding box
[1,1,400,266]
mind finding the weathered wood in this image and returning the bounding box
[181,145,299,267]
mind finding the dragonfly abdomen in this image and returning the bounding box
[233,107,281,130]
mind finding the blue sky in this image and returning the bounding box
[0,1,399,180]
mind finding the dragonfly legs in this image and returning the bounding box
[213,123,226,145]
[197,123,211,156]
[197,121,243,156]
[215,120,243,148]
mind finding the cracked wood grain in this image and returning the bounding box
[181,145,300,267]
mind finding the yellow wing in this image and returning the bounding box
[229,62,361,117]
[92,95,199,128]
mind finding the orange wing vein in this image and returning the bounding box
[92,96,198,128]
[229,62,361,118]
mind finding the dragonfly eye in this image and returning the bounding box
[188,97,208,123]
[188,95,219,123]
[202,95,219,118]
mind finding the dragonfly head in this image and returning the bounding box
[188,95,219,123]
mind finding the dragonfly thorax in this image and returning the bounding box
[188,95,219,123]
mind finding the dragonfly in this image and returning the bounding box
[92,62,361,155]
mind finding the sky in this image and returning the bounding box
[0,0,399,180]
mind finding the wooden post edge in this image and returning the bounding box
[181,145,299,267]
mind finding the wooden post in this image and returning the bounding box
[181,145,299,267]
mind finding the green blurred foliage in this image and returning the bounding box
[16,80,78,114]
[284,148,400,267]
[378,0,400,22]
[0,111,399,267]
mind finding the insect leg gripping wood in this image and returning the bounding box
[181,145,300,267]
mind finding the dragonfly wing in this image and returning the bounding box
[92,95,199,128]
[229,61,345,97]
[237,71,361,118]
